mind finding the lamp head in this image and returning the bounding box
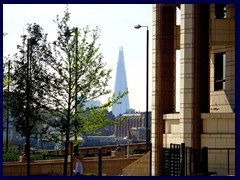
[134,24,141,29]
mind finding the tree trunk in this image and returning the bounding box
[63,130,69,176]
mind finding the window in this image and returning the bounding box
[214,52,226,91]
[215,4,226,19]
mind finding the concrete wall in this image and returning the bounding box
[84,156,139,176]
[209,4,235,113]
[3,154,142,176]
[122,152,150,176]
[201,113,235,175]
[4,159,68,176]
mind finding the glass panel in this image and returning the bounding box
[223,53,226,89]
[214,52,226,91]
[215,4,227,19]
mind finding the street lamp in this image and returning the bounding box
[134,24,149,152]
[134,24,151,176]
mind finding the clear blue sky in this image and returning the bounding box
[3,4,153,112]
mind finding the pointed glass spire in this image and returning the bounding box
[112,47,130,116]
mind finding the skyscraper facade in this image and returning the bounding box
[112,47,130,116]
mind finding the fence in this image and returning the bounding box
[163,144,182,176]
[162,143,235,176]
[207,148,235,176]
[185,146,214,176]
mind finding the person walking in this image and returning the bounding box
[73,156,83,176]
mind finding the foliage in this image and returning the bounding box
[4,23,53,175]
[4,6,128,176]
[3,55,12,88]
[38,6,127,175]
[50,6,124,175]
[3,153,63,162]
[7,23,51,138]
[81,173,97,176]
[3,154,20,162]
[39,6,126,143]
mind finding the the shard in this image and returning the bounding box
[112,47,130,116]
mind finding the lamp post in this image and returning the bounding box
[134,24,149,152]
[134,24,151,176]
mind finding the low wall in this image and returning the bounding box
[3,154,142,176]
[122,151,150,176]
[4,160,67,176]
[83,156,139,176]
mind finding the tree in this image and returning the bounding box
[6,23,52,176]
[39,7,127,176]
[5,6,127,176]
[3,54,18,154]
[3,34,13,123]
[3,54,11,153]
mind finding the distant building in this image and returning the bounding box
[114,112,151,140]
[112,47,130,116]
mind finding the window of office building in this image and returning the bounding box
[215,4,226,19]
[214,52,226,91]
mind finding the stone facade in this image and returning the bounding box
[152,4,235,176]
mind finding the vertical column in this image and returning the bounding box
[160,7,176,114]
[152,4,161,176]
[179,4,195,146]
[193,4,209,148]
[152,4,176,176]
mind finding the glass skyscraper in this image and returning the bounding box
[112,47,130,116]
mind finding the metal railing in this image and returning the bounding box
[162,143,235,176]
[185,147,235,176]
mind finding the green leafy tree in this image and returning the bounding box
[39,7,127,176]
[6,23,52,176]
[3,55,13,154]
[3,35,11,153]
[3,34,13,122]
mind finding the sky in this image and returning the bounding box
[3,4,153,112]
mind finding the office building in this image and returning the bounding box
[152,4,235,175]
